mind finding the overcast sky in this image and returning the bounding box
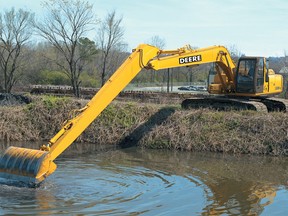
[0,0,287,57]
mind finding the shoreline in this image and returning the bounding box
[0,95,288,156]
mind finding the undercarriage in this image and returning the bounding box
[181,96,288,112]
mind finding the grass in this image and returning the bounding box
[1,95,288,156]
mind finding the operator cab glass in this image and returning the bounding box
[208,63,216,86]
[236,58,261,93]
[256,58,264,93]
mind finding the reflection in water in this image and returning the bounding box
[0,146,288,215]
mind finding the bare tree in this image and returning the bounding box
[97,10,125,86]
[147,35,166,49]
[280,51,288,98]
[145,35,166,84]
[0,8,34,93]
[227,44,243,62]
[282,51,288,69]
[146,35,167,89]
[34,0,97,97]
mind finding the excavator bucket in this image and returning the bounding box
[0,146,56,186]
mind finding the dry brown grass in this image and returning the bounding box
[0,95,82,142]
[0,106,38,142]
[140,109,288,156]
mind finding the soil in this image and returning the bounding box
[0,93,31,106]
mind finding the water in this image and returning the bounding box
[0,147,288,215]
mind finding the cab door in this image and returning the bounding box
[236,58,256,93]
[255,58,264,93]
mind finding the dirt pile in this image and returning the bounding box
[0,93,31,106]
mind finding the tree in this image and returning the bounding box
[146,35,166,84]
[34,0,97,97]
[97,10,125,86]
[0,8,34,93]
[78,37,97,62]
[24,42,57,85]
[147,35,166,49]
[147,35,168,90]
[228,44,243,62]
[280,51,288,98]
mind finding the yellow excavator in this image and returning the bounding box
[0,44,285,186]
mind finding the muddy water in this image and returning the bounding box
[0,146,288,215]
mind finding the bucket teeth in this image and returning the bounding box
[0,146,56,186]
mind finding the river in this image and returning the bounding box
[0,146,288,215]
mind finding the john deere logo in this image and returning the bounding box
[179,55,202,64]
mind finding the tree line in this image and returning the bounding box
[0,0,129,97]
[1,0,287,97]
[0,0,220,97]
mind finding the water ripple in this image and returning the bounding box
[1,148,288,215]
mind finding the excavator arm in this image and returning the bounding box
[148,45,236,93]
[0,44,236,186]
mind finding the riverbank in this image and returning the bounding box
[1,95,288,156]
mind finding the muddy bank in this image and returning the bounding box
[0,95,288,156]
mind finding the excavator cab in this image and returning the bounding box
[235,57,282,96]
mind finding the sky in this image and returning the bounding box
[0,0,287,57]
